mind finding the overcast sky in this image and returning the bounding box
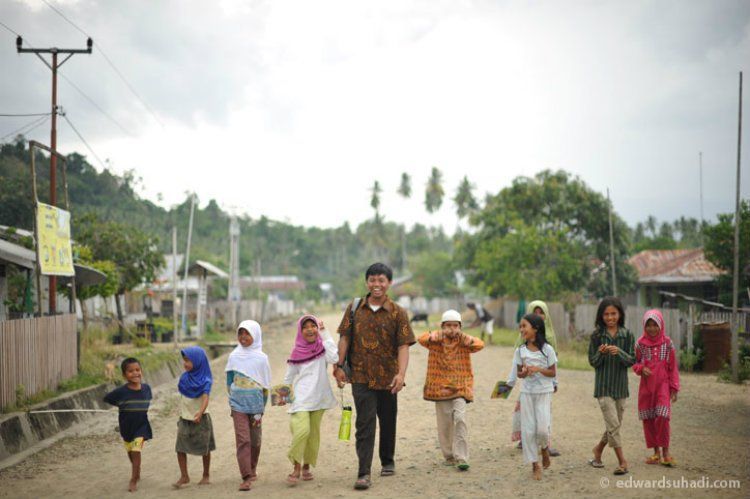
[1,0,749,233]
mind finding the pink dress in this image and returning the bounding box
[632,310,680,448]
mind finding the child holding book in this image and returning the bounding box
[226,320,272,491]
[587,297,635,475]
[514,313,557,480]
[633,309,679,467]
[281,315,339,485]
[174,346,215,489]
[103,357,153,492]
[418,310,484,471]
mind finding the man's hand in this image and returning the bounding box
[389,373,405,394]
[193,411,203,424]
[333,366,348,388]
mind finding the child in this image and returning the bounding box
[514,313,557,480]
[174,346,215,489]
[507,300,560,454]
[633,309,680,467]
[282,315,338,485]
[587,297,635,475]
[418,310,484,471]
[226,320,272,491]
[103,357,153,492]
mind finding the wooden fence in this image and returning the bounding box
[0,314,78,409]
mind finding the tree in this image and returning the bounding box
[462,170,637,298]
[74,213,164,333]
[63,245,119,333]
[704,200,750,305]
[370,180,382,221]
[425,167,444,213]
[453,175,479,220]
[397,173,411,199]
[410,251,458,298]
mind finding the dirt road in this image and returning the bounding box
[1,313,748,497]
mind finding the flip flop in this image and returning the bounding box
[645,454,660,465]
[588,458,605,468]
[354,475,371,490]
[613,466,629,475]
[660,457,676,467]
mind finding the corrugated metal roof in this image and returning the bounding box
[628,249,724,284]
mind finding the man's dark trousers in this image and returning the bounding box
[352,383,397,477]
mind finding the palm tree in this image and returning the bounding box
[370,180,382,222]
[453,175,479,220]
[398,172,412,199]
[425,167,444,214]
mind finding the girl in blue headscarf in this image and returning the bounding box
[173,346,216,489]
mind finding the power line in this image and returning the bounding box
[1,20,135,137]
[1,114,50,142]
[61,113,106,169]
[0,112,51,117]
[40,0,165,128]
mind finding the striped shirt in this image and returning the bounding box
[587,327,635,399]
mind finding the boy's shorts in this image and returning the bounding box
[123,437,145,452]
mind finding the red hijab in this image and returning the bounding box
[639,309,668,347]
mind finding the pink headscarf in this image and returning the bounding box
[640,309,668,347]
[287,314,326,364]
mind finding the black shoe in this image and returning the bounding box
[380,464,395,476]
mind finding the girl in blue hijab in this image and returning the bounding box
[174,346,216,489]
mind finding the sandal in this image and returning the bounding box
[660,457,676,467]
[354,475,371,490]
[380,465,395,477]
[613,466,629,475]
[239,481,252,491]
[588,458,605,468]
[287,474,299,486]
[302,471,314,481]
[645,454,660,465]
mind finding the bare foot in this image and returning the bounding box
[128,479,138,492]
[198,476,210,485]
[533,463,542,480]
[542,447,551,469]
[172,476,190,489]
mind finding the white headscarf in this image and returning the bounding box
[225,319,272,388]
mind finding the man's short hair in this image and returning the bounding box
[365,262,393,282]
[121,357,140,374]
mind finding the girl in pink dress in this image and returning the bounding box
[633,310,680,466]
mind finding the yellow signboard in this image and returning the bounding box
[36,202,74,276]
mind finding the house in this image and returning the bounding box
[627,249,724,307]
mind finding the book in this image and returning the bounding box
[490,380,512,399]
[271,384,293,406]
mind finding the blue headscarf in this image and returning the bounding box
[178,346,213,398]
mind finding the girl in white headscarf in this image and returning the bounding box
[225,320,272,491]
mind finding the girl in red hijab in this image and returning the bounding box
[633,310,680,467]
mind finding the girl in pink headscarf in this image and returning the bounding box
[633,310,680,467]
[281,315,339,485]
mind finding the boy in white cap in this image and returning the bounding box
[418,310,484,471]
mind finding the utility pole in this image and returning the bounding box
[180,194,196,338]
[731,71,743,383]
[228,217,241,327]
[607,188,617,296]
[172,226,178,348]
[17,36,92,314]
[699,151,705,244]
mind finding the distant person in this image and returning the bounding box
[103,357,153,493]
[418,309,484,471]
[633,310,680,467]
[333,262,416,490]
[466,302,494,342]
[514,314,557,480]
[174,346,215,489]
[225,320,271,491]
[587,297,635,476]
[281,315,339,485]
[507,300,561,456]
